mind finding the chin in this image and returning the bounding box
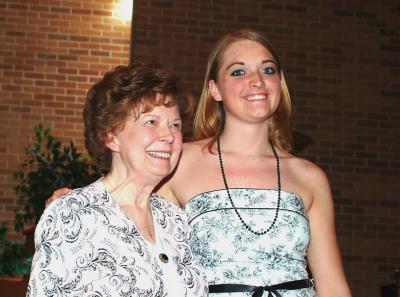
[151,167,173,178]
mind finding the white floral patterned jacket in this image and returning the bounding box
[26,179,208,297]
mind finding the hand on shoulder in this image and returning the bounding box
[45,187,71,208]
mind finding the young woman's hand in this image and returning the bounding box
[45,188,71,207]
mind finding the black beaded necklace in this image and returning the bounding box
[217,138,281,236]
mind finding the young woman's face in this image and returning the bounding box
[109,101,183,182]
[210,39,282,125]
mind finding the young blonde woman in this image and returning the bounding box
[158,29,352,297]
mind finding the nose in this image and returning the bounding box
[160,126,175,144]
[250,73,264,88]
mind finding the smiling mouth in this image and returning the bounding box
[244,94,267,101]
[147,151,171,159]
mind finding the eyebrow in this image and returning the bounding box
[141,114,160,118]
[225,59,277,70]
[141,114,182,121]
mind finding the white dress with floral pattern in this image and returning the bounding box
[185,188,317,297]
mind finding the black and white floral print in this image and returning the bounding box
[27,179,208,297]
[185,188,317,297]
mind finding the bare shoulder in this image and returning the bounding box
[281,154,331,211]
[177,139,212,167]
[285,155,329,186]
[182,139,210,155]
[157,138,212,206]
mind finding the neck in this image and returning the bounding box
[104,168,156,208]
[219,120,272,156]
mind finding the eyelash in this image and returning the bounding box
[145,119,157,125]
[144,120,182,130]
[231,69,245,76]
[263,67,276,75]
[170,123,182,130]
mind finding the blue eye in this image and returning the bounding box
[263,67,276,75]
[231,69,245,77]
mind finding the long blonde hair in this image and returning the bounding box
[193,29,293,153]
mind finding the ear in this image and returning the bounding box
[105,132,120,152]
[209,80,222,102]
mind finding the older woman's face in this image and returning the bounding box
[111,102,182,182]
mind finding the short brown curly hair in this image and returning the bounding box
[83,62,192,173]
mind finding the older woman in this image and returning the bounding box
[26,63,208,297]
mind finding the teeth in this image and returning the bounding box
[147,151,171,159]
[246,94,266,101]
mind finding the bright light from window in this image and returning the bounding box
[114,0,133,21]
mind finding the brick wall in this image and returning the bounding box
[132,1,400,296]
[0,0,130,234]
[1,0,399,296]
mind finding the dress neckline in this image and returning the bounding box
[184,188,304,208]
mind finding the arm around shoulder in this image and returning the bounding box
[306,164,352,297]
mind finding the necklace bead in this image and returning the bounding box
[217,138,281,236]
